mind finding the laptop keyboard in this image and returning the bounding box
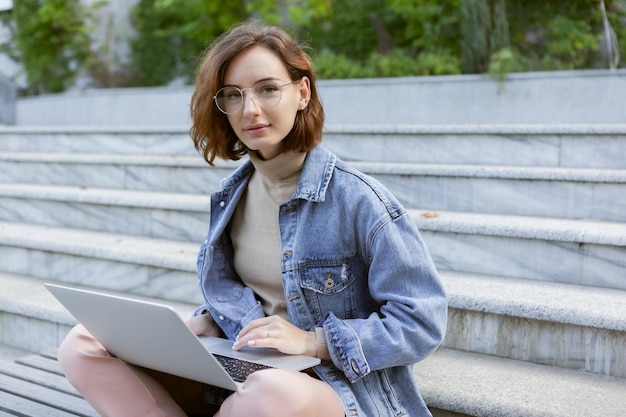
[213,353,274,382]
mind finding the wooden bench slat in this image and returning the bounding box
[0,410,24,417]
[15,355,64,377]
[0,360,80,397]
[0,372,98,417]
[0,389,78,417]
[40,351,59,361]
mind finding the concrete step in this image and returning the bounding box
[413,347,626,417]
[0,183,211,241]
[413,209,626,290]
[327,124,626,168]
[0,125,196,156]
[0,151,236,194]
[1,124,625,167]
[0,272,197,354]
[0,221,201,305]
[3,153,625,221]
[440,271,626,377]
[359,162,626,222]
[1,175,623,244]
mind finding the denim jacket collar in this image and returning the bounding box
[293,145,336,203]
[219,145,336,203]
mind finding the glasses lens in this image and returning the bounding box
[215,87,242,114]
[252,81,283,108]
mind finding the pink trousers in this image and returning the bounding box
[58,325,345,417]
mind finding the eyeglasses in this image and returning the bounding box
[213,79,300,114]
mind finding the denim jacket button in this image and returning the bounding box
[219,201,225,207]
[324,274,334,288]
[218,315,225,320]
[350,360,360,374]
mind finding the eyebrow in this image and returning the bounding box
[222,77,283,88]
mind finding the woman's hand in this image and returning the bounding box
[186,313,221,337]
[232,315,317,357]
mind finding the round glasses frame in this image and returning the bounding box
[213,79,300,115]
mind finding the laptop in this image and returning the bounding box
[45,283,320,391]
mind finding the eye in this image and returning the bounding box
[222,88,242,101]
[255,82,280,96]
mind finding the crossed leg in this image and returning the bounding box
[58,325,344,417]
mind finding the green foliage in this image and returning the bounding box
[415,49,462,76]
[310,0,461,79]
[506,0,623,71]
[2,0,625,93]
[487,47,521,90]
[245,0,331,28]
[369,50,422,77]
[313,53,372,79]
[128,0,247,86]
[313,48,461,79]
[367,48,461,77]
[1,0,92,94]
[309,0,391,61]
[388,0,460,53]
[128,0,332,86]
[544,16,600,69]
[124,0,626,85]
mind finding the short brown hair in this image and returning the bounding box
[190,20,324,165]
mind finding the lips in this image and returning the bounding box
[244,123,269,135]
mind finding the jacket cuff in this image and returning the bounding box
[193,305,210,317]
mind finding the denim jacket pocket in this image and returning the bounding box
[300,260,357,321]
[362,369,404,416]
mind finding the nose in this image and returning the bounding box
[241,89,260,116]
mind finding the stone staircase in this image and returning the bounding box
[1,124,625,416]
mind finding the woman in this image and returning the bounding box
[58,20,447,417]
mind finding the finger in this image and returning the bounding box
[232,325,272,350]
[236,317,273,341]
[186,316,204,335]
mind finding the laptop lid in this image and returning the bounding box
[45,283,320,390]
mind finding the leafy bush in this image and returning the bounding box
[545,16,600,69]
[414,49,462,76]
[1,0,624,93]
[313,53,372,79]
[313,48,460,80]
[127,0,247,86]
[488,47,521,89]
[0,0,92,94]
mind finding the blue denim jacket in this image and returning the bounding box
[195,144,447,416]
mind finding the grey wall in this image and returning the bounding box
[16,69,626,126]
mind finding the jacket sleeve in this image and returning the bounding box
[322,210,448,382]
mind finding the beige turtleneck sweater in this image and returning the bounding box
[230,150,306,319]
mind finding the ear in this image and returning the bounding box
[298,76,311,109]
